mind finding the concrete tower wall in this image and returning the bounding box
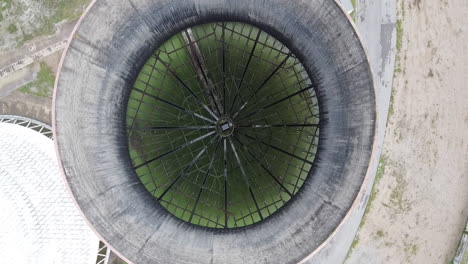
[53,0,375,263]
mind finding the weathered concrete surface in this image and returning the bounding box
[53,0,375,263]
[302,0,397,263]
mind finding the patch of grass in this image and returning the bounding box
[389,0,405,122]
[350,0,357,22]
[388,173,411,212]
[376,229,385,238]
[394,18,403,74]
[24,0,89,38]
[0,0,12,11]
[7,23,17,33]
[360,155,387,228]
[18,62,55,98]
[388,88,396,119]
[346,235,360,259]
[7,0,90,45]
[394,0,405,76]
[403,241,418,259]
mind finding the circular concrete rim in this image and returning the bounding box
[53,0,376,263]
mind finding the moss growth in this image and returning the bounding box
[350,0,357,22]
[376,229,385,238]
[394,18,404,74]
[346,235,360,260]
[18,62,55,98]
[0,0,12,11]
[362,155,387,227]
[388,88,396,119]
[388,172,411,212]
[390,1,405,121]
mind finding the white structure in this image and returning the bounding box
[0,118,101,264]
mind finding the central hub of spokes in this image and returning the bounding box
[216,117,234,137]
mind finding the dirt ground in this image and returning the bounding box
[0,91,52,124]
[346,0,468,263]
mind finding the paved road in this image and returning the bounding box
[302,0,397,263]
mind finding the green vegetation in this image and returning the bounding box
[345,155,387,260]
[7,23,17,33]
[376,229,385,238]
[345,2,407,261]
[347,235,360,258]
[33,0,89,36]
[350,0,357,22]
[362,155,386,226]
[388,88,396,118]
[394,18,404,74]
[394,0,405,76]
[1,0,90,46]
[18,62,55,98]
[387,172,411,213]
[403,241,418,258]
[389,1,405,121]
[0,0,12,11]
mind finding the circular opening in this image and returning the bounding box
[126,21,320,229]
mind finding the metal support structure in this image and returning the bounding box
[0,115,111,264]
[127,22,320,229]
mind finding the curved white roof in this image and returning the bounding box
[0,122,99,264]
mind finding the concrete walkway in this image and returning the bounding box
[303,0,397,263]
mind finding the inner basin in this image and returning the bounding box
[126,21,320,229]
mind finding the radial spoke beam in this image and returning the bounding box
[239,131,314,166]
[228,29,262,114]
[158,136,218,201]
[188,139,222,223]
[236,84,314,121]
[232,52,293,119]
[237,123,319,128]
[222,22,227,115]
[228,138,264,220]
[233,135,293,197]
[152,55,219,120]
[134,130,216,170]
[183,28,223,116]
[133,87,216,124]
[223,138,228,227]
[130,125,215,131]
